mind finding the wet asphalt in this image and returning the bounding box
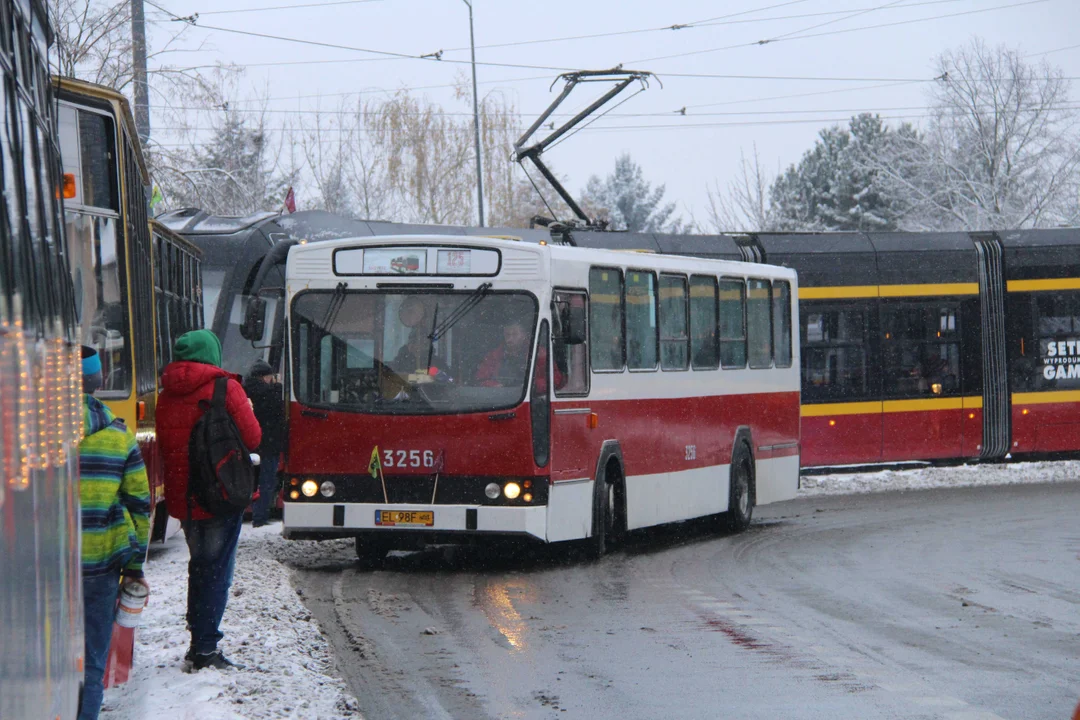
[282,482,1080,720]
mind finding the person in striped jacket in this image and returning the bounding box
[78,346,151,720]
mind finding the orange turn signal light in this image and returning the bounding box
[588,412,599,429]
[137,400,146,421]
[1022,408,1029,415]
[829,419,836,427]
[62,173,76,199]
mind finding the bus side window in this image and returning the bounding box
[719,279,746,369]
[626,270,658,371]
[690,275,719,370]
[772,280,792,368]
[659,274,689,371]
[589,267,623,371]
[747,279,773,369]
[553,290,589,396]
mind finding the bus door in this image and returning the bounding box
[549,291,592,481]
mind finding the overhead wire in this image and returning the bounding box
[197,0,384,15]
[628,0,1050,64]
[436,0,818,54]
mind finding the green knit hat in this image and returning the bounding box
[173,329,222,367]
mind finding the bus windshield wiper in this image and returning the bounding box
[321,281,349,330]
[427,282,491,347]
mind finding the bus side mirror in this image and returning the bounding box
[561,305,587,345]
[241,297,266,341]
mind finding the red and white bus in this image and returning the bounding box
[275,235,800,560]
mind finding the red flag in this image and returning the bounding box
[284,187,296,214]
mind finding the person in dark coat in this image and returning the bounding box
[245,360,285,527]
[156,330,261,671]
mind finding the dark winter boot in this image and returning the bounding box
[192,650,245,671]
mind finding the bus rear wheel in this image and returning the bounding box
[355,536,389,567]
[722,444,754,533]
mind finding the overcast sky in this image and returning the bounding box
[145,0,1080,224]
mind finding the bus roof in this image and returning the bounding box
[287,234,797,281]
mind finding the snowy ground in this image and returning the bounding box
[800,458,1080,496]
[98,460,1080,719]
[99,523,361,720]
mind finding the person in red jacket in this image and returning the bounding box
[157,329,261,671]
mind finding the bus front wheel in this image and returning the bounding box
[588,461,622,559]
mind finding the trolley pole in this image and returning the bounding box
[131,0,150,145]
[463,0,484,227]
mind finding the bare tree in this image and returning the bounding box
[873,38,1080,230]
[367,90,475,225]
[51,0,207,92]
[706,145,776,232]
[149,71,292,216]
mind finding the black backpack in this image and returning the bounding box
[188,376,256,516]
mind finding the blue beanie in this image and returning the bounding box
[82,345,102,394]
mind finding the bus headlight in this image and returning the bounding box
[503,482,521,500]
[320,481,336,498]
[301,480,319,497]
[485,482,500,499]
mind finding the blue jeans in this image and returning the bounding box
[79,568,121,720]
[252,454,279,525]
[183,513,243,655]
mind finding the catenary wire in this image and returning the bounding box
[628,0,1049,64]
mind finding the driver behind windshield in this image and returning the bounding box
[392,327,429,375]
[476,319,530,387]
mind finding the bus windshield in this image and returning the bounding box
[292,290,538,414]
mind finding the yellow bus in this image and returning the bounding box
[55,77,203,538]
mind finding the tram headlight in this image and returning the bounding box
[320,481,336,498]
[503,482,521,500]
[301,480,319,497]
[485,482,501,500]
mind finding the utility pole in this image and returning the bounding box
[463,0,484,227]
[131,0,150,145]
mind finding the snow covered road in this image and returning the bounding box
[100,461,1080,719]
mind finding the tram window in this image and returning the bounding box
[589,267,623,371]
[772,280,792,368]
[881,303,961,397]
[67,214,129,394]
[553,290,588,396]
[690,275,718,370]
[719,279,746,369]
[659,274,689,371]
[77,110,118,212]
[1,91,15,316]
[801,307,869,402]
[1034,292,1080,389]
[626,271,658,371]
[747,279,773,369]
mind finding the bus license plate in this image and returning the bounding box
[375,510,434,527]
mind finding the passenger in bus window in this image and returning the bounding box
[476,319,530,387]
[78,347,151,720]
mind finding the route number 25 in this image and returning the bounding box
[383,449,436,469]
